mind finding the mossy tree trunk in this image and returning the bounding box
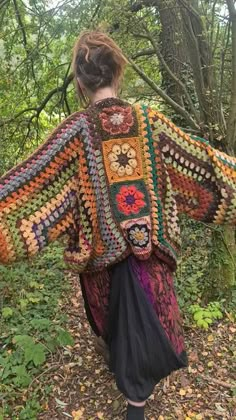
[208,226,236,300]
[208,0,236,300]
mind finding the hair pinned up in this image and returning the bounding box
[72,30,128,106]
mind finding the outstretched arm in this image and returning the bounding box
[148,108,236,224]
[0,112,81,264]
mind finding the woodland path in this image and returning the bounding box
[39,274,236,420]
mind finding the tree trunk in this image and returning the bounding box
[156,0,236,299]
[157,0,188,105]
[179,0,225,137]
[208,226,236,300]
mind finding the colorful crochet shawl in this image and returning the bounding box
[0,98,235,272]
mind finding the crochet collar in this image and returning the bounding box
[89,97,130,109]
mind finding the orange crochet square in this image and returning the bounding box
[102,137,143,184]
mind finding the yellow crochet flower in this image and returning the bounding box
[108,142,137,177]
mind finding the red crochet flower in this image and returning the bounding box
[99,106,134,135]
[116,185,146,215]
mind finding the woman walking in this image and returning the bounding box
[0,31,235,419]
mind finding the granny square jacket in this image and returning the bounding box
[0,98,235,272]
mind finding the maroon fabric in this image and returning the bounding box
[80,254,185,356]
[106,256,187,401]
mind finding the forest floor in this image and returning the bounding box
[38,274,236,420]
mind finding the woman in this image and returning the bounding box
[0,31,235,420]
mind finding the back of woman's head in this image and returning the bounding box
[72,31,127,103]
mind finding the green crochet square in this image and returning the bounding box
[110,180,150,222]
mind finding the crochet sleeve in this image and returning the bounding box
[148,108,236,224]
[0,113,81,264]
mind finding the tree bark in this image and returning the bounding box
[225,0,236,155]
[156,0,188,105]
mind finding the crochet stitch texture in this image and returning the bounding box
[0,98,236,272]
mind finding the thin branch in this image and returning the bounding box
[201,374,236,389]
[91,0,102,20]
[0,74,74,127]
[219,23,231,105]
[12,0,27,48]
[143,28,201,124]
[0,0,9,9]
[212,22,220,59]
[129,57,200,131]
[131,48,155,60]
[34,73,74,118]
[210,0,218,50]
[226,0,236,18]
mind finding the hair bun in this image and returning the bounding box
[72,30,127,96]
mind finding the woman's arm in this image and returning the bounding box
[148,108,236,224]
[0,112,81,264]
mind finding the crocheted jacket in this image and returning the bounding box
[0,98,236,272]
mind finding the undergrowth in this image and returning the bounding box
[0,221,235,418]
[176,218,236,327]
[0,243,74,420]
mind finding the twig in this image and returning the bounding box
[131,48,155,60]
[201,374,235,389]
[28,364,60,389]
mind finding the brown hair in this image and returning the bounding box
[72,30,128,106]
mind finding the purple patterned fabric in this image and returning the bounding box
[80,254,185,356]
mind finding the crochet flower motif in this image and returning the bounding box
[116,185,146,215]
[127,224,149,247]
[108,142,137,177]
[99,106,134,135]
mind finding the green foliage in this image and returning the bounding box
[188,301,223,329]
[174,218,236,326]
[175,218,212,308]
[0,243,74,419]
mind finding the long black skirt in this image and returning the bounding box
[80,254,188,402]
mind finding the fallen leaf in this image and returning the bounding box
[55,398,68,407]
[215,403,226,412]
[112,400,120,410]
[180,373,190,387]
[179,388,186,396]
[71,408,85,419]
[188,350,199,362]
[207,334,214,342]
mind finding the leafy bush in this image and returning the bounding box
[175,218,212,308]
[0,243,74,419]
[188,301,223,329]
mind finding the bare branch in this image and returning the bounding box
[143,28,201,124]
[12,0,27,48]
[128,57,200,131]
[226,0,236,18]
[131,48,155,59]
[0,73,74,127]
[0,0,9,9]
